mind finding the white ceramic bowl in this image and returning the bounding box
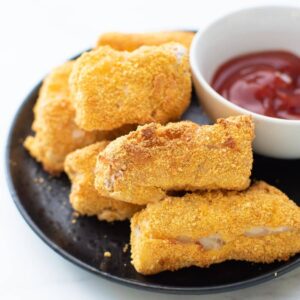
[190,6,300,159]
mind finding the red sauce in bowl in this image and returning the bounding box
[211,51,300,120]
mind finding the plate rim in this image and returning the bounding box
[5,62,300,296]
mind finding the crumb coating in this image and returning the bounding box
[24,61,100,174]
[69,43,191,131]
[95,115,254,205]
[131,181,300,274]
[64,142,142,222]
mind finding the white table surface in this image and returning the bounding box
[1,0,300,299]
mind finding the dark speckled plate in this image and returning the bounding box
[5,54,300,294]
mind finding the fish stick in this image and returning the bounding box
[131,181,300,275]
[24,61,101,175]
[69,43,191,131]
[94,115,254,205]
[64,142,142,222]
[96,31,195,51]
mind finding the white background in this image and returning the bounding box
[1,0,300,299]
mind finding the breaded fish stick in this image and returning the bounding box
[95,116,254,205]
[69,43,191,131]
[24,61,100,174]
[96,31,195,51]
[131,181,300,275]
[64,142,141,222]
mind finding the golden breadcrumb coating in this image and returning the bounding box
[64,142,142,222]
[94,115,254,205]
[96,31,195,51]
[69,43,191,131]
[131,181,300,275]
[24,61,101,175]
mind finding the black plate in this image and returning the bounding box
[6,59,300,295]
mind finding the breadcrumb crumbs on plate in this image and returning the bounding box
[104,251,112,258]
[73,211,80,218]
[33,176,44,184]
[123,243,129,253]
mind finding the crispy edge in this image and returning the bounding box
[64,142,142,222]
[96,31,195,51]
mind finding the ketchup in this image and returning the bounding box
[211,51,300,120]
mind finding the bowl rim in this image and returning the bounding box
[190,4,300,126]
